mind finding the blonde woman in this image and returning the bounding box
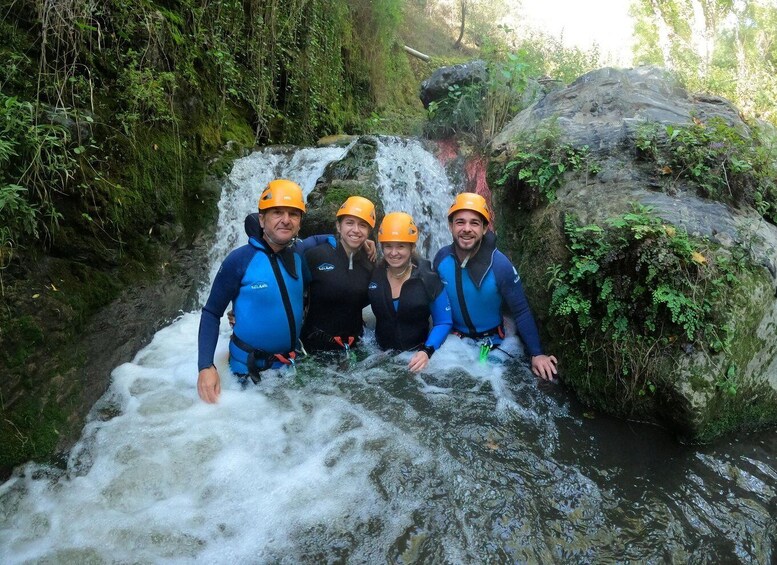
[367,212,452,372]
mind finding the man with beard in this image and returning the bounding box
[433,193,558,381]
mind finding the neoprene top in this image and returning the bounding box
[368,258,452,352]
[433,231,543,356]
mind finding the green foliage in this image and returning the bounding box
[425,50,542,145]
[494,127,600,207]
[509,30,602,84]
[115,60,178,133]
[0,0,417,262]
[426,82,486,140]
[0,185,39,256]
[421,21,604,146]
[634,117,777,223]
[0,93,75,249]
[549,204,743,403]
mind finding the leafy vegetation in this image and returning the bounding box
[632,0,777,126]
[424,37,602,147]
[635,117,777,224]
[548,204,744,408]
[492,126,600,207]
[0,0,420,263]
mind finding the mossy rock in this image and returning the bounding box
[302,137,385,238]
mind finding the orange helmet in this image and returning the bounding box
[447,192,490,224]
[258,179,306,213]
[337,195,376,228]
[378,212,419,243]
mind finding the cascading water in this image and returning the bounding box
[0,139,775,564]
[373,137,454,258]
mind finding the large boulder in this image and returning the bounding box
[491,66,777,440]
[420,60,487,108]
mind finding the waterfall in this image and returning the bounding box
[201,137,456,304]
[201,143,352,301]
[374,137,455,258]
[1,141,775,565]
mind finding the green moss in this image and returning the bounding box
[696,389,777,443]
[688,372,712,393]
[0,393,67,473]
[0,315,44,371]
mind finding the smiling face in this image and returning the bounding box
[381,242,413,270]
[336,215,371,253]
[259,206,302,250]
[449,210,487,254]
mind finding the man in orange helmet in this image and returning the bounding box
[433,192,558,381]
[197,179,307,403]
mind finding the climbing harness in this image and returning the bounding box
[230,333,298,383]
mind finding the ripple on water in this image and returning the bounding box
[136,388,194,416]
[21,547,106,565]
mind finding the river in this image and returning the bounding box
[1,138,774,564]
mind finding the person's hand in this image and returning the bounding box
[531,354,558,381]
[408,350,430,373]
[198,366,221,403]
[363,239,377,262]
[227,309,235,328]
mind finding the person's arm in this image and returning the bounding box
[494,254,557,380]
[425,288,452,351]
[493,255,542,355]
[362,239,377,262]
[295,234,332,255]
[196,249,248,402]
[408,283,452,373]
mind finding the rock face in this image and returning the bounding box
[490,66,777,440]
[419,60,487,108]
[302,137,384,238]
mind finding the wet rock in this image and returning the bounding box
[491,66,777,440]
[302,137,384,238]
[419,60,487,108]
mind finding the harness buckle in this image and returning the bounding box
[333,336,357,364]
[478,338,493,363]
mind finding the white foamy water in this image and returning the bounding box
[374,137,455,259]
[203,144,353,297]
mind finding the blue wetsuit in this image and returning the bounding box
[368,259,452,353]
[198,218,311,376]
[433,231,543,356]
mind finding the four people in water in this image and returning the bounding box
[197,180,557,403]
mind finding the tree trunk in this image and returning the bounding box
[454,0,467,48]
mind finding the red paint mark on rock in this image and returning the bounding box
[435,139,459,165]
[465,155,495,226]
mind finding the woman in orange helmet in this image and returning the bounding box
[300,195,377,353]
[367,212,452,372]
